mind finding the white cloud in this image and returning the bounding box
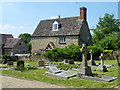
[49,16,58,19]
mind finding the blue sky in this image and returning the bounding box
[0,2,118,37]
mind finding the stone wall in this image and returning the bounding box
[31,36,79,53]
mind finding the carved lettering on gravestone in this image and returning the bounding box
[80,44,87,66]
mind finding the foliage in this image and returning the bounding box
[103,50,113,54]
[44,44,82,61]
[18,33,31,44]
[92,13,120,50]
[14,65,37,72]
[87,45,104,59]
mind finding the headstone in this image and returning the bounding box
[17,60,24,67]
[38,60,44,67]
[48,67,61,74]
[115,55,120,67]
[64,59,74,65]
[7,61,13,66]
[97,53,108,72]
[88,49,96,66]
[78,43,92,76]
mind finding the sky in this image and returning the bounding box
[0,1,118,38]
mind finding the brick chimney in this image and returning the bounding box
[80,7,87,21]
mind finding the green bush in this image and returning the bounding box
[44,44,82,61]
[14,65,37,72]
[87,45,104,59]
[103,50,113,54]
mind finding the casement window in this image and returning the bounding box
[59,37,66,44]
[53,21,58,31]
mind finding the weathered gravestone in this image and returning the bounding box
[88,49,96,66]
[78,43,92,76]
[48,67,61,74]
[45,66,77,79]
[17,60,24,67]
[38,60,44,67]
[64,59,74,65]
[115,55,120,67]
[97,53,108,72]
[7,61,13,66]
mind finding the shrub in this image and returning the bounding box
[87,45,104,59]
[44,44,82,61]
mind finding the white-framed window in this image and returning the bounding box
[53,21,58,31]
[59,37,66,44]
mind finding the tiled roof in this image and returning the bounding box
[3,38,20,49]
[32,16,83,37]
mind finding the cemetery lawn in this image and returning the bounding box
[1,60,119,88]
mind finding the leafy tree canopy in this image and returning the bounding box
[18,33,31,44]
[93,13,120,44]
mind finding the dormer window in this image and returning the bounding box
[53,21,58,31]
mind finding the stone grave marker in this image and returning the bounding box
[88,49,96,66]
[17,60,24,67]
[115,54,120,67]
[48,67,61,74]
[64,59,74,65]
[38,60,44,67]
[7,61,13,66]
[78,43,92,76]
[45,66,77,79]
[97,53,108,72]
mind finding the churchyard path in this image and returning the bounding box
[0,75,69,88]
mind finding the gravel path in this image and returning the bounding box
[0,75,69,88]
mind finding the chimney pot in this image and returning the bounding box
[80,7,87,21]
[59,15,60,18]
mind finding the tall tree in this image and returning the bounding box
[92,13,119,44]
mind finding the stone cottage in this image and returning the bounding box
[31,7,92,53]
[0,34,28,56]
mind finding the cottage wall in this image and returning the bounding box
[31,36,79,53]
[13,39,28,54]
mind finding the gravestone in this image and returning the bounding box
[115,55,120,67]
[97,53,108,72]
[38,60,44,67]
[17,60,24,67]
[78,43,92,76]
[88,49,96,66]
[48,67,61,74]
[45,67,77,79]
[64,59,74,65]
[7,61,13,66]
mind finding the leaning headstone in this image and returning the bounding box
[17,60,24,67]
[38,60,44,67]
[88,49,96,66]
[97,53,108,72]
[78,43,92,76]
[7,61,13,66]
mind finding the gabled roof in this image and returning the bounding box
[0,34,13,44]
[32,16,83,37]
[3,38,21,49]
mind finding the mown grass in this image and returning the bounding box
[1,60,119,88]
